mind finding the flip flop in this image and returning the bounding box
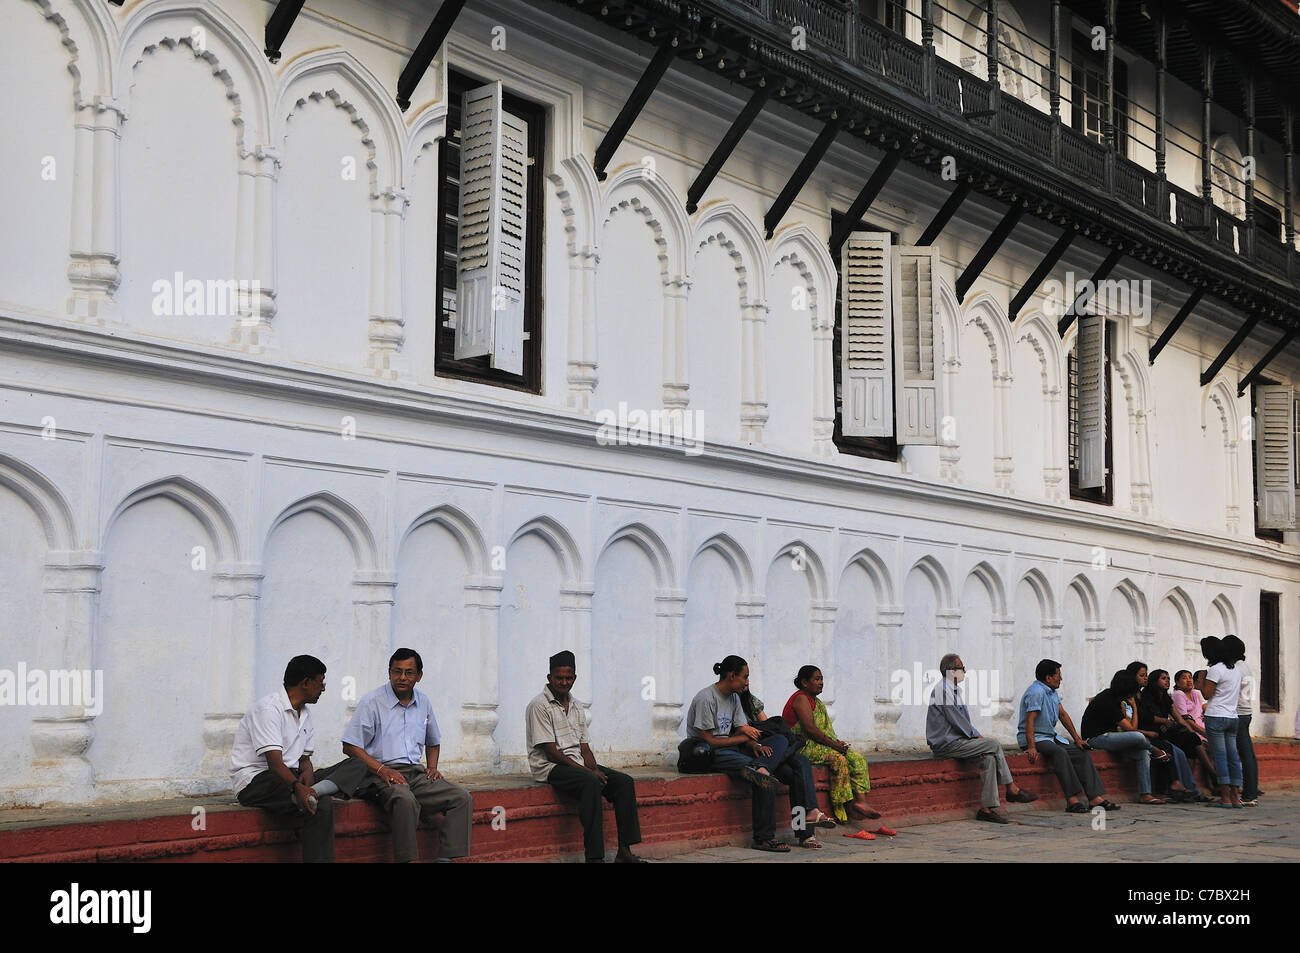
[799,837,824,849]
[751,838,791,852]
[871,825,898,836]
[844,829,877,840]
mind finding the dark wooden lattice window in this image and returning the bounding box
[1068,320,1113,504]
[1259,592,1280,713]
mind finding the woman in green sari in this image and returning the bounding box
[782,665,885,826]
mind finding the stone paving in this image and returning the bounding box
[658,791,1300,863]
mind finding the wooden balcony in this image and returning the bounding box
[561,0,1300,325]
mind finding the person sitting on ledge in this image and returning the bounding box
[1134,665,1210,802]
[341,648,474,863]
[738,687,836,848]
[1017,659,1115,814]
[1080,669,1176,805]
[525,650,644,863]
[1172,670,1208,740]
[686,655,794,854]
[925,653,1037,824]
[229,655,367,863]
[782,665,890,832]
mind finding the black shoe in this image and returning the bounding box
[741,765,779,791]
[976,808,1010,824]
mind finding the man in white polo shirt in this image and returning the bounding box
[229,655,367,862]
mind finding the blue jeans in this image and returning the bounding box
[1205,715,1243,788]
[1235,714,1259,799]
[1086,731,1154,795]
[712,736,789,841]
[1153,740,1198,792]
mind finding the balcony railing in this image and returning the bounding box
[698,0,1300,287]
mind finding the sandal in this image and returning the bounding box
[807,810,837,829]
[1100,800,1121,812]
[844,829,877,840]
[872,825,898,836]
[1065,802,1089,814]
[1138,796,1169,804]
[799,836,824,849]
[751,838,790,853]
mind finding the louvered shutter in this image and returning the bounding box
[1076,312,1106,488]
[1255,384,1296,529]
[455,82,529,373]
[840,233,893,437]
[894,245,940,444]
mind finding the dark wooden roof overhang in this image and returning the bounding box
[543,0,1300,369]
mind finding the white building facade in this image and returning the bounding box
[1,0,1297,806]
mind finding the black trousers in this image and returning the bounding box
[547,763,642,860]
[1032,739,1106,800]
[236,756,369,862]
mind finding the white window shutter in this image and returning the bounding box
[456,82,528,373]
[894,245,941,444]
[840,233,893,437]
[1076,312,1106,488]
[1255,384,1296,529]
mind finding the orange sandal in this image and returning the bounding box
[844,829,876,840]
[871,825,898,836]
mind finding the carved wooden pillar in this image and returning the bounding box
[1201,44,1215,202]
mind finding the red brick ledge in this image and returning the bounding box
[3,741,1296,862]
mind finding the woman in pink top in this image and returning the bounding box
[1172,670,1207,737]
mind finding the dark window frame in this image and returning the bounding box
[1259,591,1280,713]
[830,210,900,463]
[1068,318,1114,505]
[434,69,546,393]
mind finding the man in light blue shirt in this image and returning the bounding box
[342,648,473,862]
[1016,659,1111,814]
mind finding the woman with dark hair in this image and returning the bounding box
[737,688,836,843]
[1141,668,1216,787]
[1221,635,1260,806]
[1172,670,1208,738]
[1130,666,1205,801]
[782,666,889,832]
[1081,669,1174,804]
[1201,636,1245,807]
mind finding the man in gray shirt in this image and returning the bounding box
[926,653,1037,823]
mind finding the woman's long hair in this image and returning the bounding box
[1141,668,1172,715]
[1220,635,1245,670]
[738,689,760,723]
[1200,636,1224,667]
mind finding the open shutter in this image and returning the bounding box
[894,245,940,444]
[455,82,528,373]
[1255,384,1296,529]
[1076,312,1106,488]
[840,233,893,437]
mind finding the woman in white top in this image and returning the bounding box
[1222,635,1260,804]
[1200,636,1244,807]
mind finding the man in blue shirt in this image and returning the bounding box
[1017,658,1114,814]
[926,653,1037,823]
[342,648,473,862]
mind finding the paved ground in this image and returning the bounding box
[659,791,1300,863]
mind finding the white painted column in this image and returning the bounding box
[68,97,124,322]
[663,277,690,409]
[811,600,837,717]
[940,357,962,481]
[740,301,769,442]
[232,147,280,352]
[989,616,1017,738]
[1224,441,1240,533]
[349,573,397,717]
[993,372,1014,491]
[872,606,905,743]
[566,246,599,411]
[1130,408,1154,516]
[26,552,103,805]
[561,585,594,730]
[652,590,687,751]
[460,576,502,769]
[202,565,261,784]
[1043,384,1067,500]
[812,319,835,455]
[367,188,409,379]
[736,598,765,663]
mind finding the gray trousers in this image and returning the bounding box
[931,737,1014,808]
[356,763,474,862]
